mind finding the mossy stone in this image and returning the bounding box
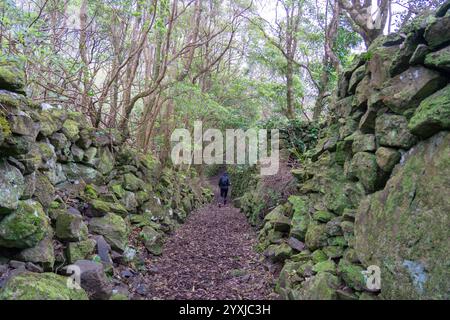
[408,84,450,138]
[0,272,88,300]
[89,213,129,252]
[66,239,97,264]
[0,200,50,249]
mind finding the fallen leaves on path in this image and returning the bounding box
[131,202,277,300]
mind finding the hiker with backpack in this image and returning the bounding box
[218,172,231,205]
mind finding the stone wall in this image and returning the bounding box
[0,63,213,299]
[248,2,450,300]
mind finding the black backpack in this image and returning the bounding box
[219,175,229,187]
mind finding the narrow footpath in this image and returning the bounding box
[131,182,276,300]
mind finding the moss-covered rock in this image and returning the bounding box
[424,15,450,49]
[355,132,450,299]
[66,239,97,264]
[408,84,450,138]
[375,147,401,173]
[61,119,79,142]
[0,272,88,300]
[17,235,55,270]
[0,159,25,214]
[55,212,88,242]
[312,260,336,274]
[298,272,340,300]
[0,200,50,248]
[0,61,25,94]
[123,173,145,191]
[89,213,129,252]
[264,205,291,232]
[140,226,163,255]
[265,243,293,262]
[380,66,445,117]
[337,259,366,291]
[288,196,311,240]
[34,172,55,208]
[305,223,328,251]
[425,45,450,71]
[376,114,417,149]
[313,210,335,223]
[349,152,379,193]
[97,148,115,175]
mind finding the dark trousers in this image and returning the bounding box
[220,188,228,203]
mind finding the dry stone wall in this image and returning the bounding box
[0,63,213,300]
[248,2,450,300]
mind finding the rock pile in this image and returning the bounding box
[0,62,213,299]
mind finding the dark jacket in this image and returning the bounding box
[218,174,230,189]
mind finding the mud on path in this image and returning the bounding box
[130,180,277,300]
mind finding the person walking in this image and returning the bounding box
[218,172,231,205]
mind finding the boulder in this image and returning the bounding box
[305,223,328,251]
[66,239,97,264]
[352,133,376,153]
[408,84,450,138]
[49,132,68,150]
[123,173,145,191]
[348,65,366,94]
[97,148,115,175]
[0,200,50,248]
[55,211,89,242]
[349,152,379,193]
[71,144,85,162]
[424,45,450,72]
[140,226,163,255]
[89,213,129,252]
[312,210,335,223]
[0,272,88,300]
[380,66,445,117]
[298,272,340,300]
[355,132,450,299]
[390,32,422,77]
[61,119,80,142]
[312,260,336,274]
[73,260,112,300]
[375,114,417,149]
[16,235,55,271]
[265,243,293,262]
[21,172,36,199]
[9,113,40,139]
[34,172,55,208]
[288,196,311,241]
[409,44,430,65]
[424,16,450,49]
[375,147,401,173]
[0,159,25,214]
[287,237,305,252]
[264,205,291,232]
[337,259,366,291]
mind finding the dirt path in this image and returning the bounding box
[131,182,276,300]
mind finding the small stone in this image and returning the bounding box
[287,237,305,252]
[73,260,112,300]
